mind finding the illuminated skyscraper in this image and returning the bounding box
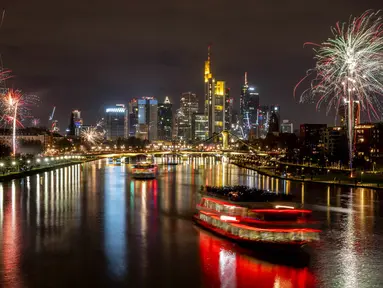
[176,92,198,141]
[67,109,83,137]
[204,46,227,138]
[256,105,280,138]
[105,104,128,140]
[158,96,173,141]
[204,45,215,138]
[225,88,233,131]
[240,73,259,139]
[128,99,138,137]
[137,97,158,141]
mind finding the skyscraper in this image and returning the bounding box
[256,105,280,138]
[268,106,280,134]
[240,73,259,139]
[192,113,208,141]
[204,46,227,138]
[176,92,198,141]
[157,96,173,141]
[137,97,158,141]
[204,45,214,138]
[214,80,226,134]
[225,88,233,131]
[128,99,138,137]
[67,109,83,137]
[105,104,128,140]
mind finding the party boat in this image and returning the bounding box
[194,186,320,248]
[131,162,158,179]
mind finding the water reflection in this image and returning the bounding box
[199,229,316,288]
[104,164,127,278]
[0,159,381,287]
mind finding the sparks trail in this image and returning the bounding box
[0,89,39,155]
[81,126,105,145]
[295,10,383,173]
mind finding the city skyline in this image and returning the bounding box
[0,0,382,130]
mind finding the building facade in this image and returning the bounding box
[355,123,383,165]
[322,126,348,164]
[192,113,208,141]
[176,92,198,142]
[128,99,138,137]
[240,73,259,138]
[255,105,280,138]
[157,96,173,141]
[137,97,158,141]
[299,123,327,158]
[280,120,294,134]
[225,90,233,132]
[203,46,227,138]
[105,104,128,140]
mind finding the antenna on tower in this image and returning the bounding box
[244,72,248,85]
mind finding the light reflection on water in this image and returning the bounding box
[0,158,381,287]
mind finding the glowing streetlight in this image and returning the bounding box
[12,161,16,166]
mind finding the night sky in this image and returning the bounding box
[0,0,382,130]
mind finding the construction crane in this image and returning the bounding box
[49,106,56,121]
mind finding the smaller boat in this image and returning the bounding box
[132,162,158,179]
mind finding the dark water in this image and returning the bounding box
[0,157,382,287]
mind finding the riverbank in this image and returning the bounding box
[232,161,383,190]
[0,157,98,182]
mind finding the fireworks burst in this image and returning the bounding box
[81,127,104,145]
[0,89,39,155]
[295,10,383,172]
[31,118,40,127]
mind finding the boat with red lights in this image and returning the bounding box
[132,162,158,179]
[193,186,320,248]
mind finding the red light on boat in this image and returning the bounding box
[251,209,312,214]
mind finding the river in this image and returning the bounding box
[0,156,382,287]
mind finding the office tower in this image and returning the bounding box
[268,106,280,133]
[255,105,280,138]
[176,92,199,141]
[204,45,215,138]
[225,88,233,131]
[157,96,173,141]
[128,99,138,137]
[192,113,208,141]
[280,120,294,134]
[214,80,226,134]
[203,46,228,138]
[240,72,260,139]
[67,109,83,137]
[105,104,128,140]
[137,97,158,141]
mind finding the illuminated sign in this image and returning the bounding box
[106,108,125,113]
[248,87,255,91]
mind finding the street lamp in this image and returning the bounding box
[0,163,4,167]
[36,158,41,163]
[12,161,16,166]
[27,160,31,164]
